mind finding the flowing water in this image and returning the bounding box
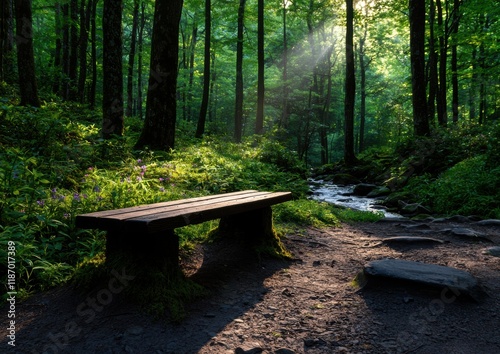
[308,179,400,218]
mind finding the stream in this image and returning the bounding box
[308,179,401,218]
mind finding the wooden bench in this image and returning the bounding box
[76,190,293,270]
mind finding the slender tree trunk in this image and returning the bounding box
[234,0,246,143]
[14,0,40,107]
[358,22,368,153]
[137,1,145,119]
[78,0,91,103]
[427,0,437,126]
[255,0,265,134]
[280,0,289,129]
[450,0,460,123]
[196,0,211,138]
[320,47,333,164]
[409,0,430,136]
[68,0,79,101]
[187,21,198,122]
[102,0,124,138]
[126,0,139,117]
[135,0,184,150]
[88,0,97,109]
[436,0,447,126]
[344,0,356,164]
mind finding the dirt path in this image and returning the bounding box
[2,219,500,354]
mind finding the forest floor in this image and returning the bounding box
[2,218,500,354]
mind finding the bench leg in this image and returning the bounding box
[105,228,180,272]
[218,207,274,245]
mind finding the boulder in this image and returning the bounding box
[355,259,483,301]
[482,246,500,257]
[352,183,377,196]
[474,219,500,227]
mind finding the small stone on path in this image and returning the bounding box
[474,219,500,227]
[483,246,500,257]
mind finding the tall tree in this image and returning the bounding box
[126,0,139,117]
[255,0,264,134]
[88,0,98,109]
[344,0,356,164]
[409,0,430,136]
[68,0,79,100]
[102,0,124,137]
[14,0,40,107]
[234,0,246,143]
[450,0,461,123]
[135,0,184,150]
[136,0,145,119]
[280,0,289,129]
[196,0,211,138]
[78,0,91,103]
[436,0,448,126]
[427,0,438,125]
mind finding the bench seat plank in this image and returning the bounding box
[76,190,292,233]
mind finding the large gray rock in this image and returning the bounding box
[355,259,483,301]
[352,183,377,196]
[474,219,500,227]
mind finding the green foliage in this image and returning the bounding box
[405,156,500,218]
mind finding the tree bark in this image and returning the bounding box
[135,0,184,150]
[409,0,430,136]
[102,0,124,138]
[436,0,447,126]
[234,0,246,143]
[255,0,265,135]
[78,0,91,103]
[196,0,211,139]
[126,0,139,117]
[344,0,356,164]
[450,0,461,123]
[68,0,79,101]
[88,0,97,109]
[14,0,40,107]
[427,0,437,126]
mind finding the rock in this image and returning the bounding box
[274,349,296,354]
[445,227,492,242]
[474,219,500,227]
[380,236,445,245]
[234,342,264,354]
[482,246,500,257]
[331,173,361,185]
[367,186,391,198]
[352,183,378,196]
[400,223,432,230]
[446,215,470,223]
[355,259,483,301]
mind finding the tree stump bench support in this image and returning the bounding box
[76,190,293,271]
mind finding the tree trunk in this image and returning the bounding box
[344,0,356,164]
[427,0,437,126]
[234,0,246,143]
[255,0,265,135]
[15,0,40,107]
[280,0,289,130]
[187,21,198,122]
[88,0,97,109]
[68,0,79,101]
[102,0,124,138]
[135,0,184,150]
[436,0,447,126]
[450,0,461,124]
[195,0,211,139]
[137,1,145,119]
[78,0,91,103]
[358,22,368,153]
[126,0,139,117]
[409,0,430,136]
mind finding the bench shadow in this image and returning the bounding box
[0,238,290,353]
